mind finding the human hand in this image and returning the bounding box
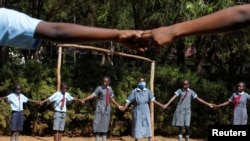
[39,101,43,106]
[117,30,149,52]
[81,99,85,104]
[119,106,126,112]
[36,101,40,105]
[212,104,219,109]
[161,104,165,110]
[208,103,214,108]
[163,104,169,110]
[141,26,176,50]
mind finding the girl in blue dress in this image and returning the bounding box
[163,80,213,141]
[214,82,250,125]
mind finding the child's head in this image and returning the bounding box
[237,82,245,92]
[60,82,68,94]
[102,76,110,87]
[182,80,190,89]
[15,84,22,94]
[137,77,146,89]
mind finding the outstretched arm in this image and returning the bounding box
[214,101,231,108]
[28,99,40,105]
[119,101,130,112]
[163,95,177,109]
[81,94,95,103]
[142,4,250,47]
[196,97,213,108]
[35,22,145,51]
[0,96,7,101]
[111,98,122,109]
[153,100,164,108]
[40,98,50,106]
[72,98,82,103]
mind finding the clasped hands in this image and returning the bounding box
[118,27,174,52]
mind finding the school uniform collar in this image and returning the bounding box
[237,91,244,95]
[15,93,20,96]
[182,88,190,91]
[60,91,66,95]
[101,85,110,89]
[136,87,146,91]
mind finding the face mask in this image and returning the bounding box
[138,82,146,89]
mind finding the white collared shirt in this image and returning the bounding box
[7,93,29,111]
[49,91,74,112]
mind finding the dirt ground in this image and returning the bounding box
[0,136,206,141]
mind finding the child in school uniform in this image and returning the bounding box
[0,84,39,141]
[81,76,122,141]
[214,81,250,125]
[40,82,81,141]
[163,80,213,141]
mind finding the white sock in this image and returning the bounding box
[102,135,107,141]
[178,134,183,141]
[95,135,100,141]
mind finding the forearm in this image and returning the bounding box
[173,4,250,39]
[40,98,49,104]
[124,102,130,109]
[153,100,163,107]
[111,98,121,108]
[35,22,120,43]
[0,96,7,101]
[73,98,81,102]
[82,94,94,102]
[196,97,210,106]
[165,95,176,106]
[28,99,39,103]
[217,101,230,107]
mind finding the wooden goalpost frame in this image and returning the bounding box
[56,44,156,140]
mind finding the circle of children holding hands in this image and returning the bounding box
[1,79,250,141]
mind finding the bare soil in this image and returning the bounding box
[0,136,206,141]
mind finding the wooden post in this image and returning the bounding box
[150,61,155,140]
[57,46,62,91]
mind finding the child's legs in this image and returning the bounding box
[53,131,64,141]
[101,132,107,141]
[178,126,183,135]
[184,112,191,138]
[10,131,19,141]
[58,131,63,141]
[184,126,190,136]
[95,132,100,141]
[177,126,183,141]
[53,130,59,141]
[53,112,66,141]
[10,111,23,141]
